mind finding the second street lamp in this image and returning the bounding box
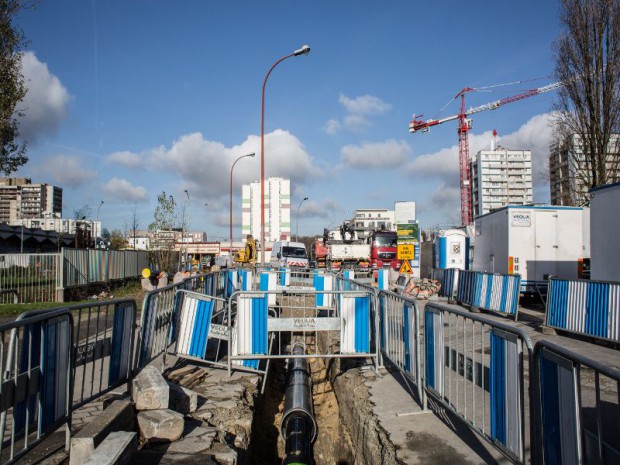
[230,152,255,257]
[296,197,308,241]
[260,44,311,264]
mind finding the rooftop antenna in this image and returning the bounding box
[492,129,498,151]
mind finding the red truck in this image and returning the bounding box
[368,230,401,270]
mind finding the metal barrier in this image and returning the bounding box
[227,287,378,369]
[168,290,229,369]
[136,282,180,368]
[531,340,620,464]
[0,254,60,303]
[0,290,18,304]
[456,270,521,320]
[545,277,620,343]
[431,267,459,299]
[423,302,533,464]
[378,289,424,404]
[69,300,137,408]
[0,309,73,465]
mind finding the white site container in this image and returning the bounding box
[590,182,620,281]
[472,206,590,287]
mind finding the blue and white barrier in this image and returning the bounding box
[377,269,389,291]
[545,278,620,342]
[424,307,444,395]
[431,267,459,299]
[231,292,268,370]
[260,271,278,306]
[109,301,136,385]
[174,291,216,359]
[314,273,334,308]
[340,293,370,354]
[456,271,521,320]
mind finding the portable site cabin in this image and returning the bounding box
[433,229,469,270]
[590,182,620,282]
[472,206,590,292]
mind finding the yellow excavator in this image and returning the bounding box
[233,234,257,265]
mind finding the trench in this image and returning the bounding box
[248,293,356,465]
[249,355,355,464]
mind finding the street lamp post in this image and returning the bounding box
[230,152,255,257]
[96,200,104,244]
[260,44,311,265]
[296,197,308,241]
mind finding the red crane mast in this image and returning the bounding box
[409,80,563,225]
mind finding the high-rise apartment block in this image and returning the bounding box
[241,177,291,242]
[471,148,533,218]
[0,178,62,224]
[549,134,620,206]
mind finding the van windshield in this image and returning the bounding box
[282,246,307,258]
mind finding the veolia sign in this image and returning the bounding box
[511,211,531,227]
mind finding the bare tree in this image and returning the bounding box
[148,192,179,272]
[125,206,140,250]
[552,0,620,204]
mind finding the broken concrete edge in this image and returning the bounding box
[132,365,170,411]
[69,400,135,465]
[82,431,137,465]
[329,358,401,465]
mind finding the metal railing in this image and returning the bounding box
[0,254,60,303]
[531,339,620,465]
[378,289,424,404]
[431,267,459,300]
[0,309,73,465]
[456,270,521,320]
[423,302,533,464]
[545,277,620,343]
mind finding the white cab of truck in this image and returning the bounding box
[271,241,310,268]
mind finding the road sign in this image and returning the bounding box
[399,260,413,274]
[397,244,415,260]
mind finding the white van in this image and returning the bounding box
[270,241,309,268]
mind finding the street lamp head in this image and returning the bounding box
[247,152,256,158]
[293,45,311,56]
[303,196,309,201]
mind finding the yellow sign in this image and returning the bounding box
[398,244,414,260]
[399,260,413,274]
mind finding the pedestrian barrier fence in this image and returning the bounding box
[0,309,73,465]
[70,300,137,408]
[532,339,620,465]
[423,302,532,464]
[169,290,230,370]
[378,290,424,404]
[456,270,521,320]
[377,269,389,291]
[0,290,18,304]
[545,278,620,343]
[137,282,179,368]
[227,287,378,369]
[313,273,335,308]
[431,267,459,299]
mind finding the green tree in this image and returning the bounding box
[0,0,29,174]
[553,0,620,202]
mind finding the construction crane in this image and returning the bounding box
[409,80,563,225]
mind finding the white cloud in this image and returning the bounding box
[106,151,143,169]
[324,94,392,134]
[323,119,341,135]
[339,94,391,116]
[31,155,96,188]
[102,178,148,203]
[417,183,461,226]
[123,129,322,201]
[18,51,70,143]
[298,199,342,219]
[341,139,411,169]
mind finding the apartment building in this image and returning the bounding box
[0,178,62,223]
[549,134,620,206]
[241,177,291,242]
[471,148,533,218]
[351,209,395,239]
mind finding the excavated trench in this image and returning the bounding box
[248,293,357,464]
[249,350,355,464]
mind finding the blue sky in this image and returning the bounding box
[15,0,562,240]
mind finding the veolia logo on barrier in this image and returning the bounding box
[511,211,531,227]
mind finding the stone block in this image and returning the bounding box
[69,400,135,465]
[132,366,169,411]
[168,382,198,414]
[82,431,137,465]
[137,409,184,442]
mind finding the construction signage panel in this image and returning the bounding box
[399,260,413,274]
[398,244,415,260]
